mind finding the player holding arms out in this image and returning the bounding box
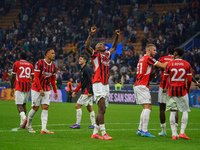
[85,27,120,140]
[157,46,179,136]
[163,48,192,140]
[70,55,95,129]
[26,48,58,134]
[10,52,34,129]
[135,44,167,137]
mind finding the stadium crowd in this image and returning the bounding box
[0,0,200,87]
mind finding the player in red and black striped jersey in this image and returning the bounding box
[26,48,58,134]
[10,51,34,129]
[86,27,120,140]
[163,48,192,140]
[157,46,179,136]
[135,44,167,137]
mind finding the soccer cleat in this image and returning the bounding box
[179,133,190,140]
[136,129,142,136]
[87,125,94,129]
[158,132,167,136]
[91,133,102,139]
[20,118,28,129]
[102,134,113,140]
[70,124,80,129]
[172,135,178,140]
[41,130,54,134]
[25,126,36,133]
[141,131,156,137]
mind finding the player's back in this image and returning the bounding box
[135,55,156,88]
[166,59,192,96]
[159,55,174,88]
[12,60,33,92]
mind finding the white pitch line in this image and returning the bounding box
[6,122,200,133]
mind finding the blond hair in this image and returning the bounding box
[145,44,156,50]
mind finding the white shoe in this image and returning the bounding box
[25,126,36,133]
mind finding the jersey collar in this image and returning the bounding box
[44,59,52,65]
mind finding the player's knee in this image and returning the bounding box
[98,107,105,114]
[32,106,39,111]
[87,106,93,112]
[75,104,81,109]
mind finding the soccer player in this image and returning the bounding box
[135,44,167,137]
[10,51,34,129]
[70,55,95,129]
[163,47,192,140]
[85,27,120,140]
[158,46,179,136]
[26,48,58,134]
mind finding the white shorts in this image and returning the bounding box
[77,94,93,106]
[15,90,29,105]
[166,94,191,112]
[134,85,151,105]
[92,82,109,107]
[158,87,168,104]
[31,90,51,107]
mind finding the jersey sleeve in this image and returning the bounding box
[164,64,169,75]
[34,61,42,72]
[186,63,192,76]
[53,64,57,75]
[147,57,157,66]
[91,50,99,58]
[105,51,111,58]
[158,57,163,63]
[11,62,17,74]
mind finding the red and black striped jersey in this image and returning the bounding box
[31,59,57,92]
[164,59,192,97]
[91,50,110,85]
[135,55,158,88]
[12,60,34,92]
[158,55,174,88]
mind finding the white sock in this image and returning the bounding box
[170,111,176,136]
[76,109,82,125]
[90,111,95,126]
[93,124,99,135]
[27,109,36,128]
[142,109,151,132]
[180,111,188,134]
[175,123,178,135]
[99,124,106,136]
[161,123,166,133]
[41,110,48,131]
[20,111,26,125]
[138,110,144,131]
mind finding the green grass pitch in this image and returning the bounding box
[0,100,200,150]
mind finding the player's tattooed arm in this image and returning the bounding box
[85,27,96,55]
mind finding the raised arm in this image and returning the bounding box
[85,27,97,55]
[109,30,120,55]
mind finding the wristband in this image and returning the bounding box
[89,32,94,36]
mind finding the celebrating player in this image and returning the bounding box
[26,48,58,134]
[85,27,120,140]
[135,44,167,137]
[158,46,178,136]
[10,51,34,129]
[70,55,95,129]
[163,48,192,140]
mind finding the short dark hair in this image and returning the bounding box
[80,54,88,63]
[20,51,27,60]
[44,48,53,56]
[174,47,184,57]
[167,45,175,55]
